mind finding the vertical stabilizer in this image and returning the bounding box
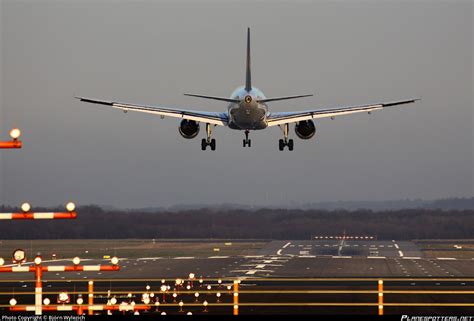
[245,28,252,92]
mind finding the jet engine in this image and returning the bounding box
[179,120,200,139]
[294,120,316,139]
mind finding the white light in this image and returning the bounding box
[203,300,208,307]
[216,292,221,298]
[186,285,191,290]
[34,256,42,265]
[199,278,203,284]
[9,128,21,140]
[155,301,160,306]
[172,293,177,298]
[110,297,117,305]
[0,258,4,266]
[111,257,119,265]
[189,273,195,280]
[73,257,81,265]
[187,312,192,315]
[130,301,136,306]
[66,202,76,212]
[145,285,151,290]
[127,293,132,298]
[58,292,70,303]
[9,298,17,306]
[77,297,84,305]
[134,311,139,315]
[12,249,26,264]
[227,285,232,290]
[161,312,167,315]
[179,301,184,307]
[143,297,150,304]
[207,285,211,290]
[43,298,50,305]
[160,285,167,292]
[161,279,166,284]
[217,279,222,284]
[149,292,155,298]
[175,278,182,285]
[21,202,31,213]
[194,292,199,298]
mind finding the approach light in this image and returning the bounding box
[110,297,117,305]
[72,257,81,265]
[227,285,232,290]
[187,312,192,315]
[186,285,191,290]
[111,256,119,265]
[160,285,167,292]
[66,202,76,212]
[9,128,21,140]
[34,256,42,265]
[145,285,151,291]
[21,203,31,213]
[77,297,84,305]
[57,292,70,304]
[9,298,17,306]
[43,298,50,306]
[203,300,208,307]
[0,258,4,266]
[206,285,211,290]
[188,273,195,280]
[12,249,26,265]
[217,279,222,284]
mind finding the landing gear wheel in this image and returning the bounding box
[201,139,207,151]
[288,139,294,151]
[210,139,216,151]
[279,139,284,151]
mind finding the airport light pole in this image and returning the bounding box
[0,254,120,315]
[0,128,22,149]
[0,202,77,220]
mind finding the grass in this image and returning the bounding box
[0,239,268,261]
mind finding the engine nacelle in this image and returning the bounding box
[179,120,200,139]
[294,120,316,140]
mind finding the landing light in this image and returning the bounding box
[21,202,31,213]
[66,202,76,212]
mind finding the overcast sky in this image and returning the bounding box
[0,0,472,209]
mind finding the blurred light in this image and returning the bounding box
[187,312,192,315]
[21,203,31,213]
[73,257,81,265]
[143,297,150,304]
[160,285,167,292]
[146,285,151,291]
[203,300,208,307]
[66,202,76,212]
[186,285,191,290]
[12,249,26,264]
[57,292,70,304]
[161,312,166,315]
[9,128,21,140]
[150,292,155,298]
[77,297,84,305]
[216,292,221,298]
[227,285,232,290]
[189,273,195,280]
[110,297,117,305]
[179,301,184,307]
[194,292,199,298]
[199,278,203,284]
[9,298,17,306]
[207,285,211,290]
[43,298,50,305]
[161,279,166,284]
[0,258,4,266]
[134,311,139,315]
[111,257,119,265]
[34,256,42,265]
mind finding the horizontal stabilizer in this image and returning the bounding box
[258,94,313,103]
[184,93,240,103]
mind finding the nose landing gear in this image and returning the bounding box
[278,123,294,151]
[201,123,216,151]
[243,130,251,147]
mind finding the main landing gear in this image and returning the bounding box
[243,130,251,147]
[279,123,294,151]
[201,123,216,151]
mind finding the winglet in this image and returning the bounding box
[245,27,252,92]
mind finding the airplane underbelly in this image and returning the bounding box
[229,106,267,130]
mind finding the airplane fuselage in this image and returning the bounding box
[227,86,268,130]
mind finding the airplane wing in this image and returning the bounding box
[75,97,229,126]
[266,98,419,127]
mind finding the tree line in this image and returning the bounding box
[0,205,472,240]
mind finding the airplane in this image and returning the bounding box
[76,28,419,151]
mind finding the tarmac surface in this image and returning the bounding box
[0,240,472,315]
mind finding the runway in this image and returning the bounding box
[0,240,472,315]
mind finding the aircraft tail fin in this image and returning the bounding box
[245,27,252,92]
